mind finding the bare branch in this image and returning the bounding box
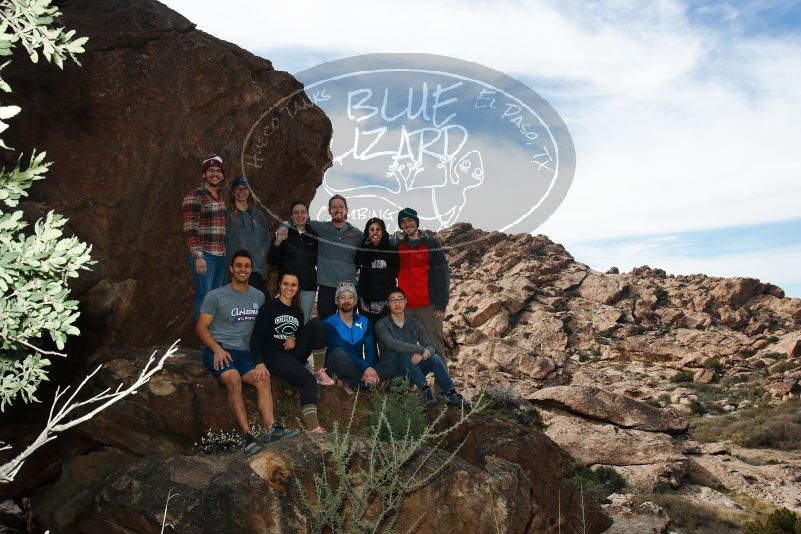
[2,334,67,358]
[0,341,180,484]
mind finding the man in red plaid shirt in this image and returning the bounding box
[183,154,228,320]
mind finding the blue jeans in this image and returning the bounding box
[299,290,316,324]
[188,251,226,320]
[398,353,454,393]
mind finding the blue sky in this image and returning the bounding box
[162,0,801,296]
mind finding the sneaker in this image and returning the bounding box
[264,423,301,445]
[309,426,327,433]
[446,391,472,410]
[422,387,437,408]
[315,367,336,386]
[243,433,262,456]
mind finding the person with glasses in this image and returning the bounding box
[375,287,471,409]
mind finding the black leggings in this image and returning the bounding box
[265,318,326,405]
[317,285,337,320]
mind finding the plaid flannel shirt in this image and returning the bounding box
[182,186,226,259]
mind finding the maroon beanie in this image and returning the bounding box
[201,154,224,175]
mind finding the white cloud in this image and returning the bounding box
[162,0,801,245]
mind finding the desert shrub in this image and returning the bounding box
[690,400,801,450]
[567,464,625,504]
[767,336,781,344]
[298,389,483,532]
[689,400,707,415]
[704,358,723,371]
[653,482,673,494]
[562,324,573,335]
[670,370,695,383]
[483,385,545,429]
[742,508,801,534]
[464,305,478,314]
[769,360,799,374]
[649,494,743,534]
[764,352,785,360]
[369,377,426,442]
[635,324,647,335]
[654,286,670,306]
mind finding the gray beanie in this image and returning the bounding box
[335,280,357,302]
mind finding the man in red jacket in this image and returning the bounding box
[395,207,450,359]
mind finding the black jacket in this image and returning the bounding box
[267,224,318,290]
[354,237,399,304]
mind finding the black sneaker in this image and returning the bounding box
[446,391,472,411]
[422,387,437,408]
[264,423,301,445]
[243,433,262,456]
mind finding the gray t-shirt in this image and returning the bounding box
[200,285,266,350]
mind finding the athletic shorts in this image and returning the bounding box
[202,347,256,381]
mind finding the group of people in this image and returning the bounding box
[182,154,470,456]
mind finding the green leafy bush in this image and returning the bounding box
[369,377,426,442]
[0,0,92,410]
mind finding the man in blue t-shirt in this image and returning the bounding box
[196,249,298,455]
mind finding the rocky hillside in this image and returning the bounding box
[440,223,801,531]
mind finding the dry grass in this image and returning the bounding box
[648,493,745,533]
[689,399,801,450]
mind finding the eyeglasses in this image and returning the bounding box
[387,297,406,303]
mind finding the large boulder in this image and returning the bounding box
[33,434,532,533]
[4,0,331,356]
[529,385,688,434]
[22,347,609,533]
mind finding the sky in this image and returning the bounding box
[162,0,801,296]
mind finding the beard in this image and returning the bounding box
[338,303,354,313]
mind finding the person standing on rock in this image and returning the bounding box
[196,249,300,456]
[376,287,470,409]
[250,271,334,434]
[183,154,227,320]
[269,200,318,324]
[394,207,450,359]
[354,217,399,329]
[324,281,399,391]
[225,175,270,296]
[306,195,363,320]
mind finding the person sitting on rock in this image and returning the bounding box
[324,281,400,391]
[375,287,471,410]
[250,271,334,434]
[196,249,299,456]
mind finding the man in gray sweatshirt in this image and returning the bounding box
[306,195,363,319]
